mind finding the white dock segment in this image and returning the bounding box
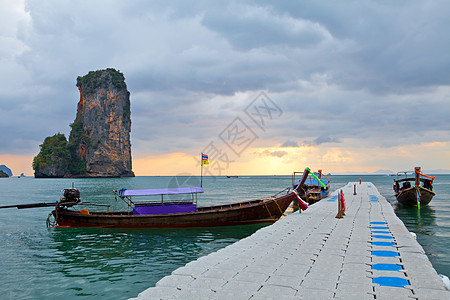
[132,182,449,300]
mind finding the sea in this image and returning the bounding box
[0,174,449,299]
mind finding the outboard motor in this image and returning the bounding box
[59,188,81,207]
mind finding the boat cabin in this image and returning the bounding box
[292,171,330,190]
[393,167,435,194]
[114,187,204,215]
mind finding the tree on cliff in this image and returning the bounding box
[32,130,88,177]
[67,120,90,175]
[32,133,71,177]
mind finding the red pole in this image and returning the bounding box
[341,190,346,214]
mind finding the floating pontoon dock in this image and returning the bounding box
[132,182,449,299]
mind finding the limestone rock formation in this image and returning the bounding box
[73,68,134,177]
[33,68,134,178]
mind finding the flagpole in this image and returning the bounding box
[200,153,203,187]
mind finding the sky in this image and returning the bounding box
[1,0,449,176]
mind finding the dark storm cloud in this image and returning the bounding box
[201,4,329,51]
[301,136,341,147]
[262,0,450,93]
[1,0,449,156]
[276,86,450,149]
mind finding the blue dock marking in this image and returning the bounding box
[372,235,394,239]
[371,250,399,257]
[372,241,396,246]
[370,222,387,224]
[371,264,403,271]
[371,230,391,234]
[369,195,378,202]
[373,277,410,287]
[327,195,337,202]
[370,226,389,229]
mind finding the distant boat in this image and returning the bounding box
[226,175,238,178]
[292,170,330,205]
[393,167,435,207]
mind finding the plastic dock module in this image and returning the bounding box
[131,182,450,300]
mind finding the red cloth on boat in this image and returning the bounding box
[291,190,308,211]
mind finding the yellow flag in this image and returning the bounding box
[201,154,209,165]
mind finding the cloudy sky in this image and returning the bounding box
[1,0,449,176]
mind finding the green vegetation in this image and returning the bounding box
[69,120,91,148]
[33,121,92,176]
[68,156,87,175]
[32,133,70,173]
[76,68,126,94]
[68,120,91,175]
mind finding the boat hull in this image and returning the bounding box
[395,187,435,207]
[53,193,295,228]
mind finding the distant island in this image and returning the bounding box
[0,165,12,177]
[33,68,134,178]
[0,170,9,178]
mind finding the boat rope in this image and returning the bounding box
[261,197,286,220]
[262,200,276,221]
[271,187,290,198]
[414,169,436,180]
[415,186,421,210]
[46,204,61,228]
[273,198,284,216]
[46,212,57,228]
[415,185,422,197]
[321,173,331,181]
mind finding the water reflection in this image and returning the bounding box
[394,204,436,235]
[43,224,267,298]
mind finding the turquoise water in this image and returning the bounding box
[0,175,448,299]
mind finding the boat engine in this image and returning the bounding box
[59,188,81,207]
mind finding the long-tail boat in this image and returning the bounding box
[292,170,330,205]
[51,169,311,228]
[0,168,311,228]
[393,167,436,208]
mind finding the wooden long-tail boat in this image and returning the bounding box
[43,168,312,228]
[393,167,436,208]
[292,170,330,205]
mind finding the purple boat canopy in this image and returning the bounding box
[118,187,204,197]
